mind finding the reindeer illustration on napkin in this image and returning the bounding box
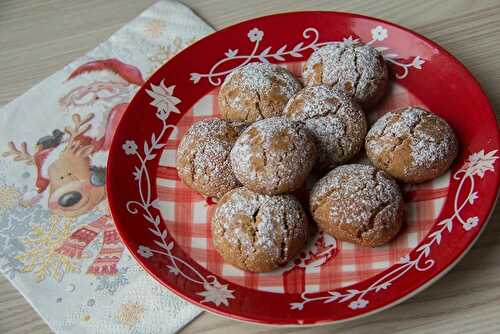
[2,58,144,275]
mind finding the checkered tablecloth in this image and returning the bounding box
[155,63,451,293]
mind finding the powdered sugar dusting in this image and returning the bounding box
[366,107,458,174]
[230,117,316,194]
[176,119,245,197]
[303,43,387,106]
[191,140,232,182]
[217,188,262,254]
[284,85,366,168]
[212,188,307,262]
[311,165,401,212]
[310,164,403,243]
[219,62,302,121]
[226,62,301,98]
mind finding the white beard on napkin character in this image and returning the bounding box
[59,59,144,142]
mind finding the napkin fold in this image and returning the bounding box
[0,1,214,333]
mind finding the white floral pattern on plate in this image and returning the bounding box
[290,150,498,311]
[123,81,235,307]
[189,26,425,85]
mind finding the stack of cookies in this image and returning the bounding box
[176,42,458,273]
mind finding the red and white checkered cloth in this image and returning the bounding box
[156,63,450,293]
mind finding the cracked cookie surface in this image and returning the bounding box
[365,107,458,183]
[218,62,302,122]
[230,117,316,195]
[212,187,308,272]
[310,164,403,247]
[284,85,367,170]
[176,119,246,198]
[302,43,388,108]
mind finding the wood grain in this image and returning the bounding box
[1,1,499,333]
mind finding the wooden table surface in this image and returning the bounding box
[1,0,499,333]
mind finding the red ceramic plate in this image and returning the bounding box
[107,12,500,325]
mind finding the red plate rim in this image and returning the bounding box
[107,11,500,326]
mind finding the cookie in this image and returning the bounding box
[176,119,246,198]
[230,117,316,195]
[212,187,308,272]
[302,43,388,108]
[365,107,458,183]
[310,164,404,247]
[284,85,367,170]
[219,62,302,122]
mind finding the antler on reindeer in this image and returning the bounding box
[2,141,35,165]
[64,113,95,155]
[64,113,95,142]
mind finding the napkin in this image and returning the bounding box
[0,1,214,333]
